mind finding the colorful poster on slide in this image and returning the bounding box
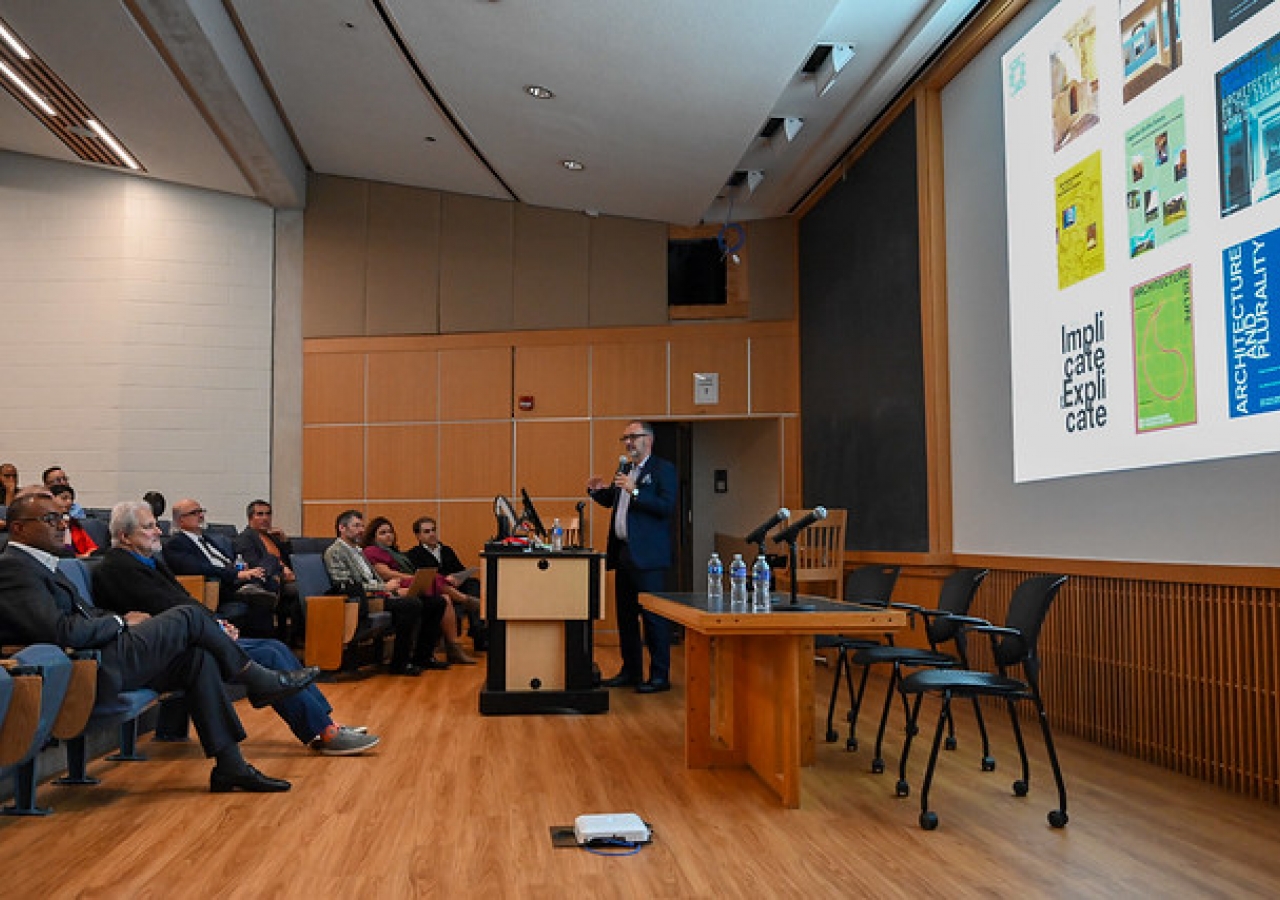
[1056,151,1105,289]
[1125,98,1189,258]
[1121,1,1182,104]
[1050,6,1100,152]
[1223,227,1280,417]
[1217,31,1280,218]
[1213,0,1276,40]
[1132,267,1197,432]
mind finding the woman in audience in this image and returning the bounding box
[360,516,477,663]
[50,484,98,558]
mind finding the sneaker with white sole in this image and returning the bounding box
[314,726,380,756]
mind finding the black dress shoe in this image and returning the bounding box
[247,666,321,708]
[601,673,640,688]
[419,659,450,670]
[210,764,291,793]
[636,679,671,694]
[389,662,423,676]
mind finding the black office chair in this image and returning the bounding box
[895,573,1069,831]
[820,564,900,743]
[846,568,991,773]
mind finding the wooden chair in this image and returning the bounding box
[175,574,220,611]
[562,516,580,548]
[786,508,847,601]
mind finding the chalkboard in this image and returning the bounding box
[798,106,929,553]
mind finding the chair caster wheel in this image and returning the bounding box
[1048,809,1068,828]
[1013,779,1029,797]
[825,729,838,743]
[944,736,957,751]
[871,758,885,774]
[981,756,996,772]
[847,737,858,752]
[919,811,938,830]
[895,780,910,797]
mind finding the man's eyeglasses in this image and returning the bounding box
[15,512,69,526]
[620,433,650,442]
[178,508,206,518]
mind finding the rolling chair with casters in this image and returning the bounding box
[819,564,900,743]
[895,573,1069,831]
[845,568,991,774]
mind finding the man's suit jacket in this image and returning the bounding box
[93,547,204,618]
[234,527,292,587]
[405,542,466,576]
[589,453,677,571]
[163,530,238,587]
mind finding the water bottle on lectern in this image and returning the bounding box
[707,553,724,600]
[751,554,771,612]
[551,518,563,552]
[729,554,748,608]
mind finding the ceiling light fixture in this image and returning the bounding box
[0,59,56,117]
[0,20,31,59]
[816,43,856,97]
[561,159,584,171]
[525,84,554,99]
[86,118,141,170]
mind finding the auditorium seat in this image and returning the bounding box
[1,643,72,816]
[294,552,392,671]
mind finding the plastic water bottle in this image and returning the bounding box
[707,553,724,600]
[551,517,563,552]
[234,554,246,574]
[751,554,772,611]
[729,554,748,608]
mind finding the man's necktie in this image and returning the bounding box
[199,535,231,566]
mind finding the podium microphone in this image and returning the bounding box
[772,506,827,544]
[745,508,790,545]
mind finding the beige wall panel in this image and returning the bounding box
[587,216,667,326]
[515,420,591,499]
[303,426,364,500]
[749,333,799,414]
[302,502,359,539]
[366,424,438,499]
[303,352,365,424]
[782,415,802,511]
[747,217,797,321]
[440,345,512,420]
[439,421,513,498]
[365,183,441,336]
[367,349,438,423]
[513,205,589,330]
[303,175,368,338]
[439,194,514,333]
[669,336,749,416]
[513,343,589,418]
[590,339,667,417]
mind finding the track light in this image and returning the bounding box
[816,43,856,97]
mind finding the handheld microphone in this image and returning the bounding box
[772,506,827,544]
[745,507,790,545]
[617,455,633,476]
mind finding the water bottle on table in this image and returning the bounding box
[751,554,771,611]
[729,554,748,608]
[707,552,724,601]
[551,517,563,552]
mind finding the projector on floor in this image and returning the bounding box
[573,813,650,845]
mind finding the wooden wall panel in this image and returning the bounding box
[440,345,512,421]
[363,501,434,553]
[301,502,356,539]
[439,421,513,498]
[365,182,441,336]
[782,415,803,511]
[747,217,797,321]
[303,352,364,424]
[437,500,500,569]
[515,420,591,498]
[513,205,590,330]
[366,424,438,499]
[669,335,749,416]
[303,426,364,500]
[439,194,514,333]
[588,216,668,326]
[367,349,438,423]
[302,175,368,338]
[591,338,667,417]
[750,334,799,414]
[513,344,589,418]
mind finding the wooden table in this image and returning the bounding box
[639,592,907,807]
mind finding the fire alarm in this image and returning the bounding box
[518,395,535,411]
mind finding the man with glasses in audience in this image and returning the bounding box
[41,465,86,519]
[164,498,275,638]
[0,491,319,792]
[587,420,677,693]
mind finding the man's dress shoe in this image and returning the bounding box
[601,673,640,688]
[248,666,320,708]
[636,679,671,694]
[389,663,423,676]
[210,765,291,793]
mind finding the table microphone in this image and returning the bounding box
[772,506,827,544]
[745,508,790,545]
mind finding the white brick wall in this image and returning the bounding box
[0,151,273,526]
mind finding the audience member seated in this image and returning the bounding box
[93,501,379,756]
[50,484,98,558]
[164,498,276,638]
[406,515,486,651]
[323,509,448,675]
[0,461,16,528]
[41,466,85,518]
[234,499,304,647]
[362,516,476,664]
[0,491,319,792]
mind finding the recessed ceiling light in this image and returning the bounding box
[561,159,584,171]
[0,20,31,59]
[525,84,554,100]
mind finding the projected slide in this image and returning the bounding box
[1003,0,1280,481]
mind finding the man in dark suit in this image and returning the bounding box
[234,498,303,646]
[93,500,379,756]
[406,515,486,651]
[164,497,275,638]
[0,491,319,791]
[587,420,677,693]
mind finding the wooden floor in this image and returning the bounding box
[3,646,1279,899]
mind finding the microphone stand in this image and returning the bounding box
[772,538,816,612]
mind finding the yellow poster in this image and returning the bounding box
[1055,150,1105,290]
